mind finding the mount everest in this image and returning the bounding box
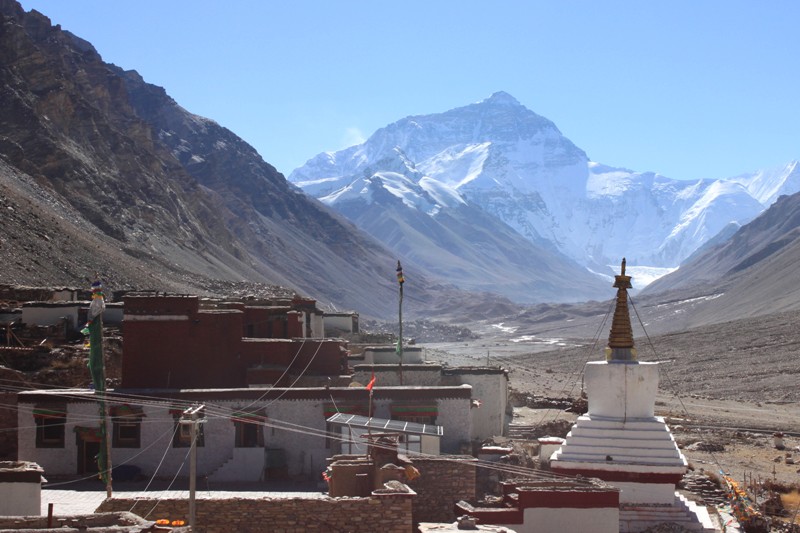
[290,92,800,301]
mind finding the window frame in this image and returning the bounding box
[35,415,66,448]
[112,417,142,448]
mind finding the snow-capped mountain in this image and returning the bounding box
[730,160,800,205]
[312,147,610,303]
[290,92,800,294]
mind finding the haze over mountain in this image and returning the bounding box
[291,93,800,282]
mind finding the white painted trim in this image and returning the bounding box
[123,315,190,321]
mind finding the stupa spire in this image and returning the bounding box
[606,257,636,361]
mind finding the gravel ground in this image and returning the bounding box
[423,309,800,490]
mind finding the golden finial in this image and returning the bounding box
[606,258,636,361]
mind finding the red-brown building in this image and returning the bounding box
[121,294,347,389]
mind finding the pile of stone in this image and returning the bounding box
[679,471,728,505]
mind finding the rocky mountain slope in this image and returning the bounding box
[0,1,468,318]
[291,92,800,278]
[640,189,800,327]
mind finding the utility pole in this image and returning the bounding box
[181,404,205,530]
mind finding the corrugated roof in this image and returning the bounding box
[326,413,443,437]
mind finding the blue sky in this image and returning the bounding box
[18,1,800,180]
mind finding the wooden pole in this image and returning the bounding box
[367,389,373,461]
[398,283,403,385]
[100,313,112,499]
[397,259,404,386]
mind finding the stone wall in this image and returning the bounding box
[407,455,477,524]
[97,493,414,533]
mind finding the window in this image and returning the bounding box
[113,419,141,448]
[234,420,263,447]
[233,411,264,448]
[34,406,67,448]
[111,405,144,448]
[36,415,65,448]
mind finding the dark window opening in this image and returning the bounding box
[36,416,65,448]
[235,420,263,448]
[113,419,141,448]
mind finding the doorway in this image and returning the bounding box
[77,437,101,475]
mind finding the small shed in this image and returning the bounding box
[327,413,442,455]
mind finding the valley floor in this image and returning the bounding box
[424,311,800,491]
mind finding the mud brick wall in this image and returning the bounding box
[97,493,413,533]
[407,455,477,524]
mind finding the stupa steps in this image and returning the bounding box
[571,416,676,431]
[551,449,686,465]
[566,432,676,450]
[618,494,716,533]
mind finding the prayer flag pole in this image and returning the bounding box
[85,279,111,497]
[366,371,375,459]
[396,261,405,385]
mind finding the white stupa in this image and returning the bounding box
[549,259,715,532]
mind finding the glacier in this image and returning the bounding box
[289,91,800,293]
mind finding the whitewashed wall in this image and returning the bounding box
[363,347,424,364]
[434,391,472,453]
[18,401,86,476]
[21,305,80,329]
[51,290,77,302]
[351,366,442,387]
[301,311,325,338]
[509,507,618,533]
[18,391,473,482]
[323,315,354,335]
[0,482,41,516]
[454,373,508,440]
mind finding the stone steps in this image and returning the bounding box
[619,494,716,533]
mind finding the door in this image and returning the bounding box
[77,438,101,475]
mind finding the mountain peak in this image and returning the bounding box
[482,91,521,107]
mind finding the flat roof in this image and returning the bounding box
[327,413,443,437]
[18,385,473,403]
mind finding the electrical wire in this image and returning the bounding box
[629,294,732,476]
[129,423,182,515]
[0,329,608,493]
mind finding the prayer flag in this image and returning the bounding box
[366,372,376,391]
[86,280,106,392]
[396,260,404,285]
